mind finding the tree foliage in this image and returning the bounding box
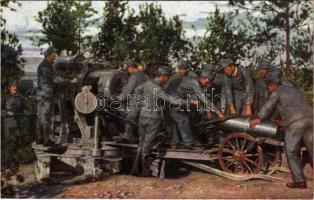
[92,1,192,76]
[232,0,314,77]
[1,1,25,91]
[137,4,192,75]
[190,6,255,69]
[32,0,97,55]
[92,0,130,61]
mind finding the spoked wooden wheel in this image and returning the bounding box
[218,133,263,174]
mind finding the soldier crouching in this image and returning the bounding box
[250,71,313,189]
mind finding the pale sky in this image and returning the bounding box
[2,1,232,48]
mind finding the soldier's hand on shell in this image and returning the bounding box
[190,100,199,106]
[206,111,212,120]
[216,111,225,121]
[6,111,14,117]
[249,118,261,128]
[243,104,253,116]
[272,119,284,127]
[229,105,237,115]
[70,78,78,84]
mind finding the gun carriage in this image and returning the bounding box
[32,55,287,183]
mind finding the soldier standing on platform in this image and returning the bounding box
[113,59,149,143]
[36,47,78,146]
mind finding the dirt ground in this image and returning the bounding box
[6,162,314,199]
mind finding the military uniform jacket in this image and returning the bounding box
[1,93,24,128]
[224,66,254,105]
[258,84,313,127]
[37,59,70,99]
[164,71,198,95]
[117,71,149,101]
[175,76,217,112]
[254,78,269,113]
[135,79,187,119]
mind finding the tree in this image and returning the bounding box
[190,6,255,69]
[93,1,192,75]
[231,0,314,77]
[92,0,130,61]
[136,3,192,76]
[31,0,97,55]
[1,0,25,91]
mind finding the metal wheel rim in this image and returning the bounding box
[217,132,263,174]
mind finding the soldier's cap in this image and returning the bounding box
[265,69,282,85]
[257,59,271,70]
[268,68,282,77]
[8,80,18,86]
[202,63,215,72]
[199,70,211,79]
[200,70,216,81]
[219,58,233,69]
[157,65,173,75]
[43,47,56,57]
[125,59,137,68]
[265,75,281,85]
[177,60,189,70]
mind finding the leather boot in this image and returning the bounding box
[43,126,56,147]
[286,182,307,189]
[36,123,44,144]
[142,157,152,177]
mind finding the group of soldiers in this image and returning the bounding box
[112,56,313,188]
[1,47,312,189]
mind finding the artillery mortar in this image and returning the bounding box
[32,55,286,183]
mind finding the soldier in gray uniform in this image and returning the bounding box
[202,63,226,112]
[254,60,296,114]
[254,59,271,114]
[164,61,202,147]
[135,66,196,176]
[167,70,225,148]
[36,47,78,146]
[1,81,25,167]
[113,60,149,143]
[250,72,313,189]
[219,58,254,116]
[165,60,198,93]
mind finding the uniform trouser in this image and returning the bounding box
[138,116,162,160]
[284,118,313,182]
[2,119,18,167]
[170,111,194,146]
[234,91,246,115]
[122,99,139,142]
[37,96,54,126]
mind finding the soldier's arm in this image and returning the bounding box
[257,91,279,121]
[41,66,70,85]
[224,75,233,105]
[253,80,259,112]
[1,95,7,116]
[117,74,137,101]
[190,79,218,113]
[134,84,144,96]
[158,89,188,106]
[243,68,254,105]
[52,73,71,85]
